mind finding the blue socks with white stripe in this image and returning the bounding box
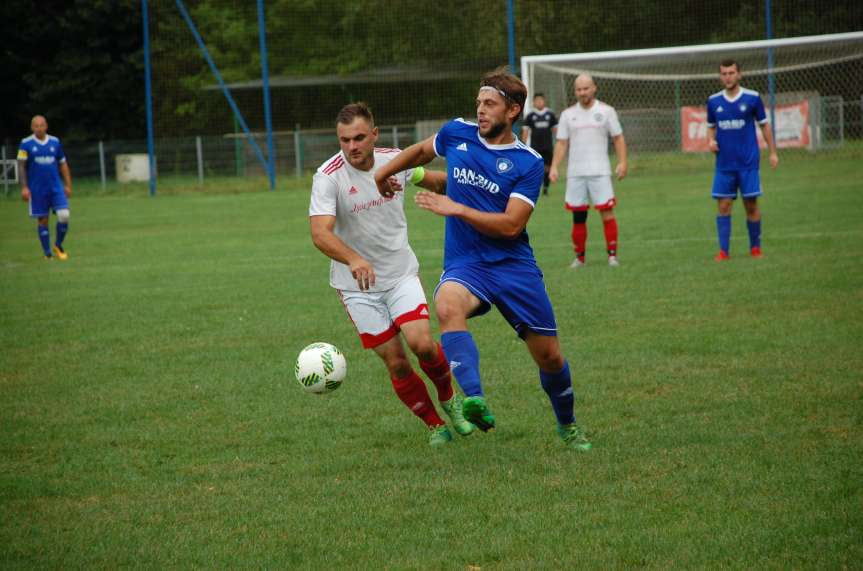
[56,222,68,248]
[716,215,731,254]
[540,361,576,426]
[37,225,51,256]
[441,331,483,397]
[747,218,761,249]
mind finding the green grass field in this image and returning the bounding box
[2,149,861,568]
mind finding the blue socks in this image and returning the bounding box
[441,331,483,397]
[56,222,68,248]
[716,215,731,254]
[747,218,761,249]
[37,225,51,256]
[540,361,576,426]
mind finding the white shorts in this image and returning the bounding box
[564,175,616,211]
[337,275,430,349]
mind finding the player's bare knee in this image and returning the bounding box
[56,209,70,223]
[37,216,49,226]
[406,337,436,361]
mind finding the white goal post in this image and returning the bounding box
[521,32,863,153]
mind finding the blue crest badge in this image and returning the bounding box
[496,158,514,173]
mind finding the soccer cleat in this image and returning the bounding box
[556,423,592,451]
[750,246,763,258]
[52,245,68,261]
[440,394,475,436]
[569,257,585,269]
[428,424,453,446]
[43,255,53,260]
[461,396,496,431]
[608,255,620,267]
[714,250,731,262]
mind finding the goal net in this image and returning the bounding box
[521,32,863,154]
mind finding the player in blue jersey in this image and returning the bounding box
[374,69,591,450]
[17,115,73,260]
[707,59,778,261]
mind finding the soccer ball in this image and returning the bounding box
[295,342,346,394]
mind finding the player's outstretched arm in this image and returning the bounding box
[707,126,719,153]
[414,192,533,240]
[60,162,72,196]
[309,215,376,290]
[760,124,779,169]
[549,139,567,184]
[613,134,628,180]
[415,169,447,195]
[18,159,30,201]
[375,136,437,197]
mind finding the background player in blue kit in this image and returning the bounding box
[707,59,779,261]
[17,115,73,260]
[375,69,590,450]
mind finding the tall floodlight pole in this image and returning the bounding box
[257,0,276,190]
[766,0,776,138]
[142,0,157,196]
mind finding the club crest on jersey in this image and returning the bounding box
[593,113,603,122]
[496,158,514,174]
[740,103,748,112]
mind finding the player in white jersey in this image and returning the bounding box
[308,102,473,446]
[550,74,628,268]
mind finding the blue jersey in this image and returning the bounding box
[706,88,767,171]
[17,134,66,194]
[433,118,544,269]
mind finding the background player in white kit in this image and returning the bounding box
[308,102,474,446]
[550,74,628,268]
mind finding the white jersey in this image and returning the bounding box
[309,149,418,292]
[557,100,623,177]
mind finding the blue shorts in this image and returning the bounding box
[434,260,558,338]
[29,186,68,218]
[712,169,761,199]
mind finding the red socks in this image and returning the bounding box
[418,343,454,402]
[571,223,587,260]
[391,371,444,427]
[603,217,618,256]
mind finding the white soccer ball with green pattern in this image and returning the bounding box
[295,342,346,394]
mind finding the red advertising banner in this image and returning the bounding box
[681,100,811,152]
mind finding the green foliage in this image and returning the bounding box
[1,149,861,567]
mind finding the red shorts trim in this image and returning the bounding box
[359,326,399,349]
[564,203,590,212]
[393,303,430,328]
[595,197,617,211]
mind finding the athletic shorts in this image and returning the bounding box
[337,275,429,349]
[712,169,761,199]
[29,186,68,218]
[564,175,616,211]
[435,259,557,338]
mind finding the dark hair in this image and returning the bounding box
[719,59,739,71]
[336,102,374,126]
[480,67,527,113]
[534,93,545,99]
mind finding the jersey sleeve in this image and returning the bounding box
[433,119,456,158]
[754,95,768,124]
[550,112,558,128]
[16,141,27,161]
[309,172,339,216]
[524,113,535,129]
[509,158,544,208]
[556,110,569,140]
[706,100,716,127]
[56,140,67,163]
[607,107,623,137]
